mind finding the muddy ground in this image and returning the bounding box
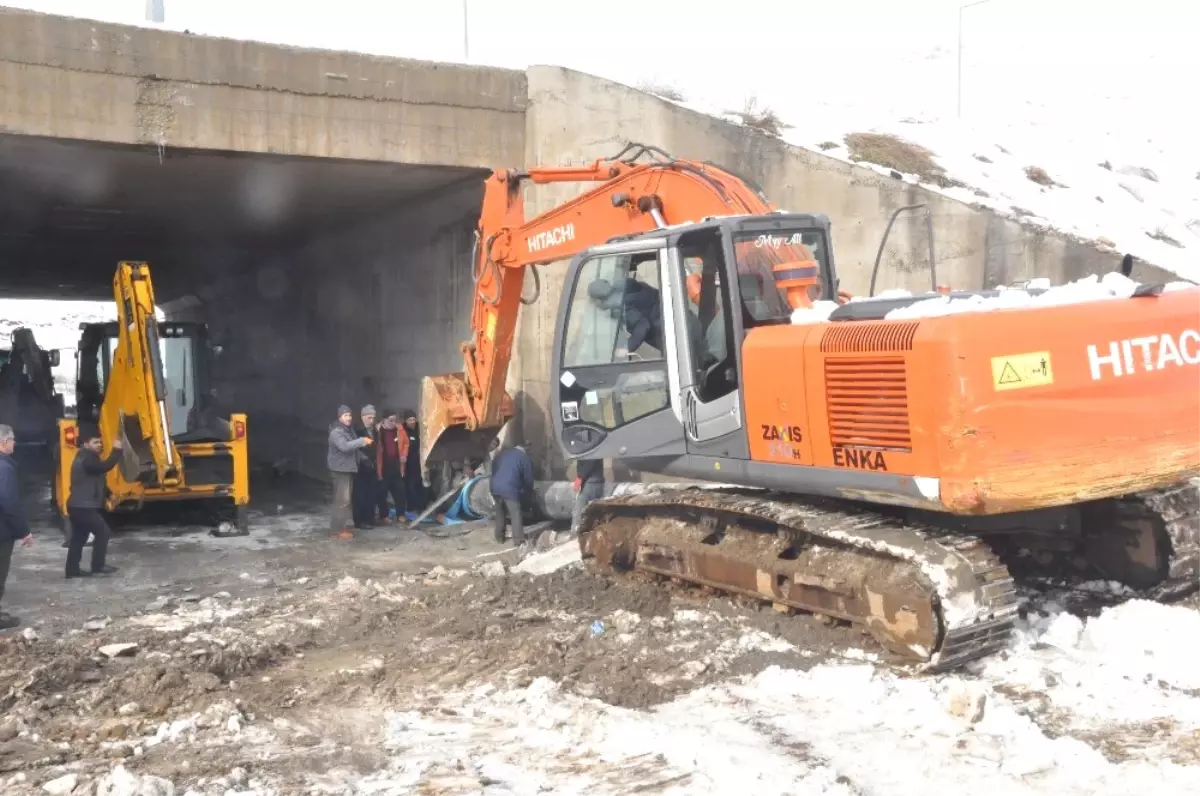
[0,470,874,795]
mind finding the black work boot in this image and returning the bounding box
[0,612,20,630]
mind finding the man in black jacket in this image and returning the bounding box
[401,410,427,515]
[0,424,33,630]
[352,405,379,529]
[65,426,123,578]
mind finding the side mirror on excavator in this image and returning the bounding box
[49,350,60,368]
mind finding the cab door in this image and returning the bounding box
[551,238,688,466]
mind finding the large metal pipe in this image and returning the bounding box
[459,479,706,521]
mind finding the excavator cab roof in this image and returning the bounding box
[605,211,833,245]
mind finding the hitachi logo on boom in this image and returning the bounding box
[1087,329,1200,380]
[526,223,576,253]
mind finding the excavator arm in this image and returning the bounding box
[106,262,180,486]
[421,144,824,467]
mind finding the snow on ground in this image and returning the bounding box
[353,598,1200,795]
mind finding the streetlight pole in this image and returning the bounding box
[463,0,469,62]
[958,0,993,119]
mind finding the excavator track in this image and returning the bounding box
[1090,477,1200,600]
[577,487,1020,673]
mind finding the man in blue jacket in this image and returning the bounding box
[0,424,33,630]
[489,442,534,545]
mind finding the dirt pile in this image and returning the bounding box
[0,556,863,795]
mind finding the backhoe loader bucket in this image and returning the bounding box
[419,373,514,469]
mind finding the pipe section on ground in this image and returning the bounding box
[460,479,707,521]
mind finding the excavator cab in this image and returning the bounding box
[552,213,836,466]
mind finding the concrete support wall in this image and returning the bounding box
[0,6,526,168]
[512,66,1155,479]
[169,181,482,480]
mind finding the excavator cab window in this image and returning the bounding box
[732,227,831,317]
[565,252,665,364]
[676,228,738,403]
[558,248,671,433]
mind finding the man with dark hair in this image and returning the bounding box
[65,425,122,578]
[375,409,407,523]
[401,410,427,515]
[0,424,32,630]
[328,404,372,540]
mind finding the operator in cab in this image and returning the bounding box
[65,426,123,579]
[587,276,664,357]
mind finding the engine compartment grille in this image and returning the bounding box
[824,356,913,452]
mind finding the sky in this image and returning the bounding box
[6,0,1198,142]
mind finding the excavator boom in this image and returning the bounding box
[421,144,819,468]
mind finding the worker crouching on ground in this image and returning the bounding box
[352,405,379,529]
[0,424,33,630]
[490,442,534,545]
[65,426,122,578]
[375,409,407,523]
[328,404,372,540]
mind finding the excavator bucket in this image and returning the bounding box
[419,373,515,469]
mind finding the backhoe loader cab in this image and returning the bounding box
[53,262,249,532]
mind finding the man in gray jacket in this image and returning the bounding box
[328,405,372,540]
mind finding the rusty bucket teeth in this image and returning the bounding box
[577,489,1020,672]
[418,373,513,468]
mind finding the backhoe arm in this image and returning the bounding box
[104,262,179,486]
[420,145,817,468]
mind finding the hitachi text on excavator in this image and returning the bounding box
[419,143,1200,672]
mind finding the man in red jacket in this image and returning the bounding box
[375,409,407,523]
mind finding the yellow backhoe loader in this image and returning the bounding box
[52,262,250,534]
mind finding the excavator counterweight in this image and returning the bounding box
[419,142,1200,670]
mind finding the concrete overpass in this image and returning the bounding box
[0,6,1144,480]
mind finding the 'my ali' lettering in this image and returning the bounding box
[1087,329,1200,380]
[754,233,805,250]
[526,223,576,253]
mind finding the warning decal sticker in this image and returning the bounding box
[990,351,1054,391]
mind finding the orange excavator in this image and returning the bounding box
[421,143,1200,671]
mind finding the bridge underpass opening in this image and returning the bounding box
[0,133,489,480]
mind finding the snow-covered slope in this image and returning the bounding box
[665,90,1200,284]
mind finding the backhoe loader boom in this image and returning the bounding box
[421,145,823,466]
[111,262,178,484]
